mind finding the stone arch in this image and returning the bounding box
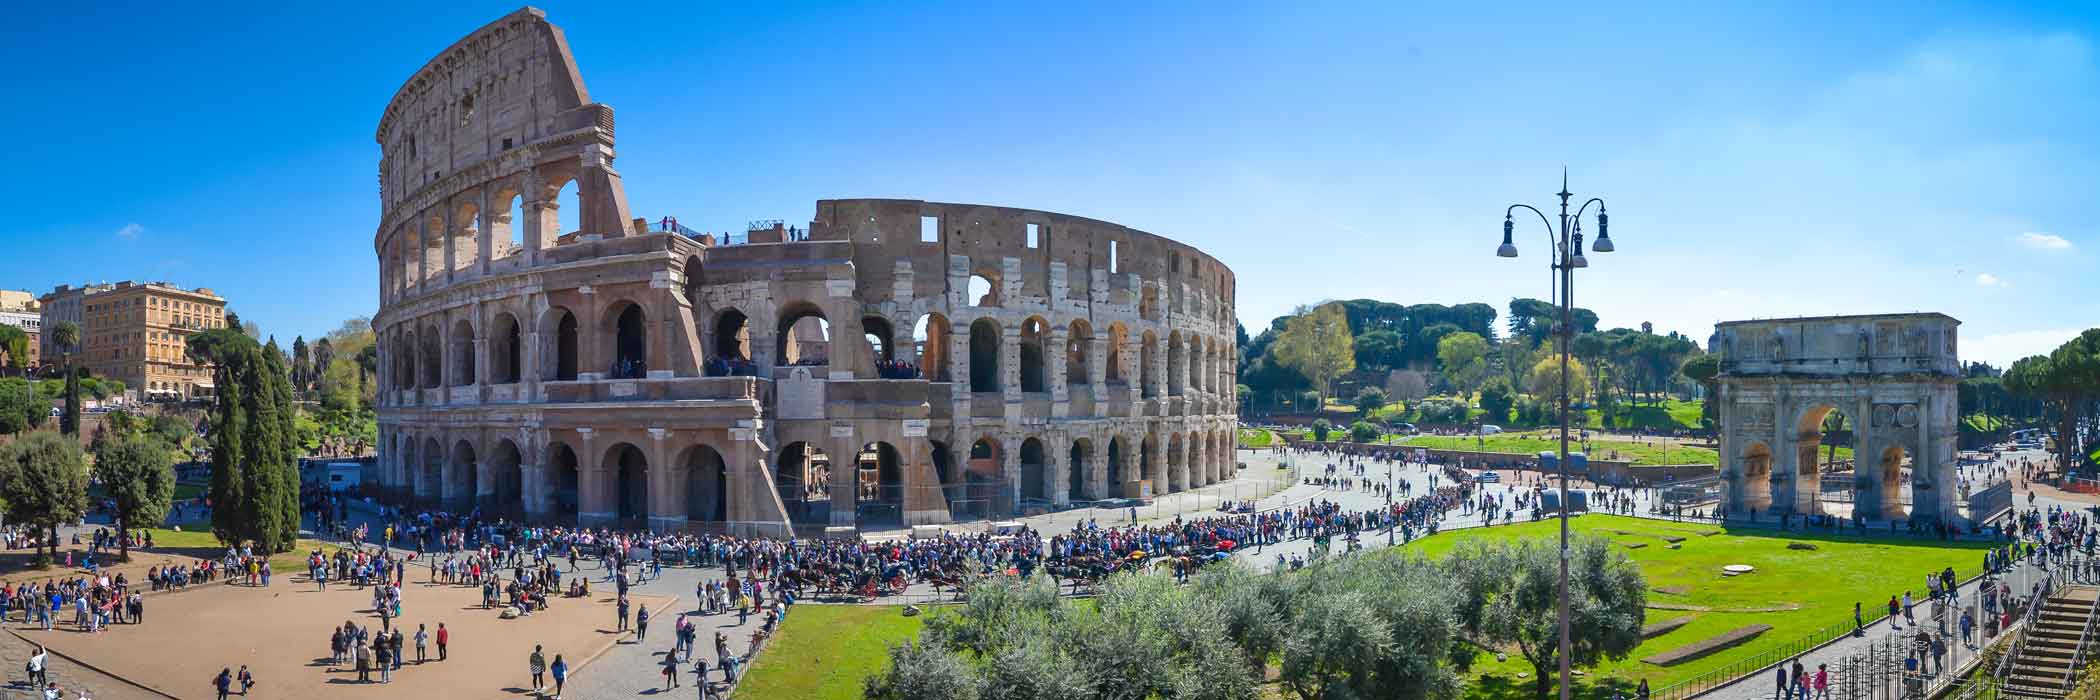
[489,311,522,384]
[603,299,648,379]
[855,441,906,526]
[862,315,897,366]
[604,442,649,527]
[681,256,705,308]
[493,186,524,259]
[1065,319,1092,388]
[775,441,829,526]
[968,269,999,307]
[1791,403,1857,516]
[1140,285,1159,320]
[448,318,477,386]
[776,301,830,366]
[1141,431,1161,492]
[1167,331,1186,397]
[968,317,1001,393]
[1108,434,1131,496]
[1019,316,1048,393]
[713,308,752,364]
[966,435,1005,520]
[1140,330,1159,398]
[447,439,479,510]
[1019,437,1048,503]
[546,441,581,520]
[538,306,578,381]
[419,436,443,503]
[913,313,951,382]
[1106,322,1129,384]
[488,438,524,517]
[452,199,482,274]
[419,324,442,388]
[396,327,418,390]
[681,443,729,525]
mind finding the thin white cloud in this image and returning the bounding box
[1974,272,2009,288]
[115,223,144,240]
[2015,232,2071,250]
[1966,328,2089,367]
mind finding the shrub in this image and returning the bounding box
[1311,418,1332,442]
[1350,420,1380,443]
[1415,397,1469,425]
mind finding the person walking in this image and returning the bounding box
[1813,663,1830,700]
[213,668,233,700]
[28,644,47,688]
[529,645,547,692]
[376,639,393,684]
[1773,663,1788,700]
[662,646,681,690]
[550,654,568,699]
[237,665,254,695]
[636,604,650,643]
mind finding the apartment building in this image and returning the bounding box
[80,281,227,401]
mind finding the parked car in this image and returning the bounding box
[1480,425,1504,435]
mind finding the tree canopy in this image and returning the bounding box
[1272,303,1356,409]
[0,431,91,565]
[188,328,303,553]
[93,433,176,561]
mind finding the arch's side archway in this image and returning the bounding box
[604,442,650,528]
[489,313,522,385]
[606,301,648,379]
[855,441,905,526]
[969,318,1002,393]
[486,438,523,517]
[1019,437,1047,504]
[684,444,729,527]
[776,441,831,526]
[1019,317,1047,393]
[1068,437,1092,503]
[913,314,951,382]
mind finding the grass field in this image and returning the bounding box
[1399,431,1722,465]
[1398,515,1989,698]
[1582,399,1706,432]
[1237,427,1278,449]
[139,527,345,573]
[737,605,926,700]
[734,516,1985,700]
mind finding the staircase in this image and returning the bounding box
[2005,585,2100,699]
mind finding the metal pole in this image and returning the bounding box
[1555,179,1574,700]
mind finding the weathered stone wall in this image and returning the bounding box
[370,11,1238,536]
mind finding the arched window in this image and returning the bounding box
[913,314,951,382]
[1140,330,1159,398]
[449,319,476,386]
[969,318,1001,392]
[419,327,441,388]
[968,273,998,307]
[541,308,578,381]
[489,313,522,384]
[775,302,829,366]
[1065,320,1092,388]
[1167,331,1185,397]
[1019,317,1047,393]
[1106,323,1128,384]
[607,302,647,379]
[709,309,752,376]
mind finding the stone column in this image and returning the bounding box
[1049,433,1071,508]
[648,428,685,532]
[1145,430,1166,496]
[524,199,551,266]
[576,286,601,380]
[1049,325,1069,405]
[442,206,458,285]
[1087,438,1108,500]
[1001,324,1022,402]
[577,428,612,526]
[1001,435,1021,516]
[1088,337,1108,413]
[475,188,494,275]
[830,435,858,527]
[475,435,497,512]
[523,431,549,518]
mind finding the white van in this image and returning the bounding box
[1480,425,1504,435]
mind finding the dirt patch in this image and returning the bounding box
[1651,585,1690,596]
[1641,616,1695,639]
[1787,542,1819,550]
[19,571,670,700]
[1661,535,1686,543]
[1642,624,1772,665]
[1623,542,1648,550]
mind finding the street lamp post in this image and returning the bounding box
[1496,170,1612,700]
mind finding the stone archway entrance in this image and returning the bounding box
[1714,313,1959,524]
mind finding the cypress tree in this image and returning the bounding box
[190,330,302,553]
[61,368,80,436]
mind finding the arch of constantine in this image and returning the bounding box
[1712,313,1961,524]
[368,9,1239,536]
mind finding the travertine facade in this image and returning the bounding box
[371,9,1239,535]
[1711,313,1960,524]
[37,283,110,365]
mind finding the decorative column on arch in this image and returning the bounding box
[1188,432,1205,488]
[524,196,554,266]
[1048,324,1069,408]
[576,428,612,526]
[575,286,601,381]
[523,429,550,519]
[1002,323,1023,404]
[1087,437,1109,501]
[1049,433,1072,509]
[648,428,686,532]
[1001,434,1022,517]
[1088,335,1108,415]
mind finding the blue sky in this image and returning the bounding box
[3,1,2095,366]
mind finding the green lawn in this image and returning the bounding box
[1399,431,1720,465]
[1579,399,1706,432]
[138,527,344,573]
[1398,515,1989,699]
[738,605,927,700]
[1237,428,1278,449]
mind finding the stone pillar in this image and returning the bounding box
[1854,404,1884,522]
[442,206,458,285]
[475,437,497,512]
[1088,337,1108,413]
[1001,435,1021,516]
[576,286,601,380]
[1145,431,1165,497]
[647,291,676,379]
[1087,438,1108,501]
[577,428,612,526]
[829,435,858,527]
[1002,324,1022,402]
[475,188,494,275]
[1050,434,1072,508]
[1048,325,1069,405]
[524,199,551,266]
[648,428,684,532]
[524,431,550,518]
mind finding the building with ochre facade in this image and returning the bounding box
[371,8,1239,535]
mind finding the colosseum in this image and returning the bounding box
[370,8,1239,536]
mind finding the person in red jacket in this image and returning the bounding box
[436,622,449,661]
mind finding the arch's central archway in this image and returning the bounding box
[1714,314,1960,524]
